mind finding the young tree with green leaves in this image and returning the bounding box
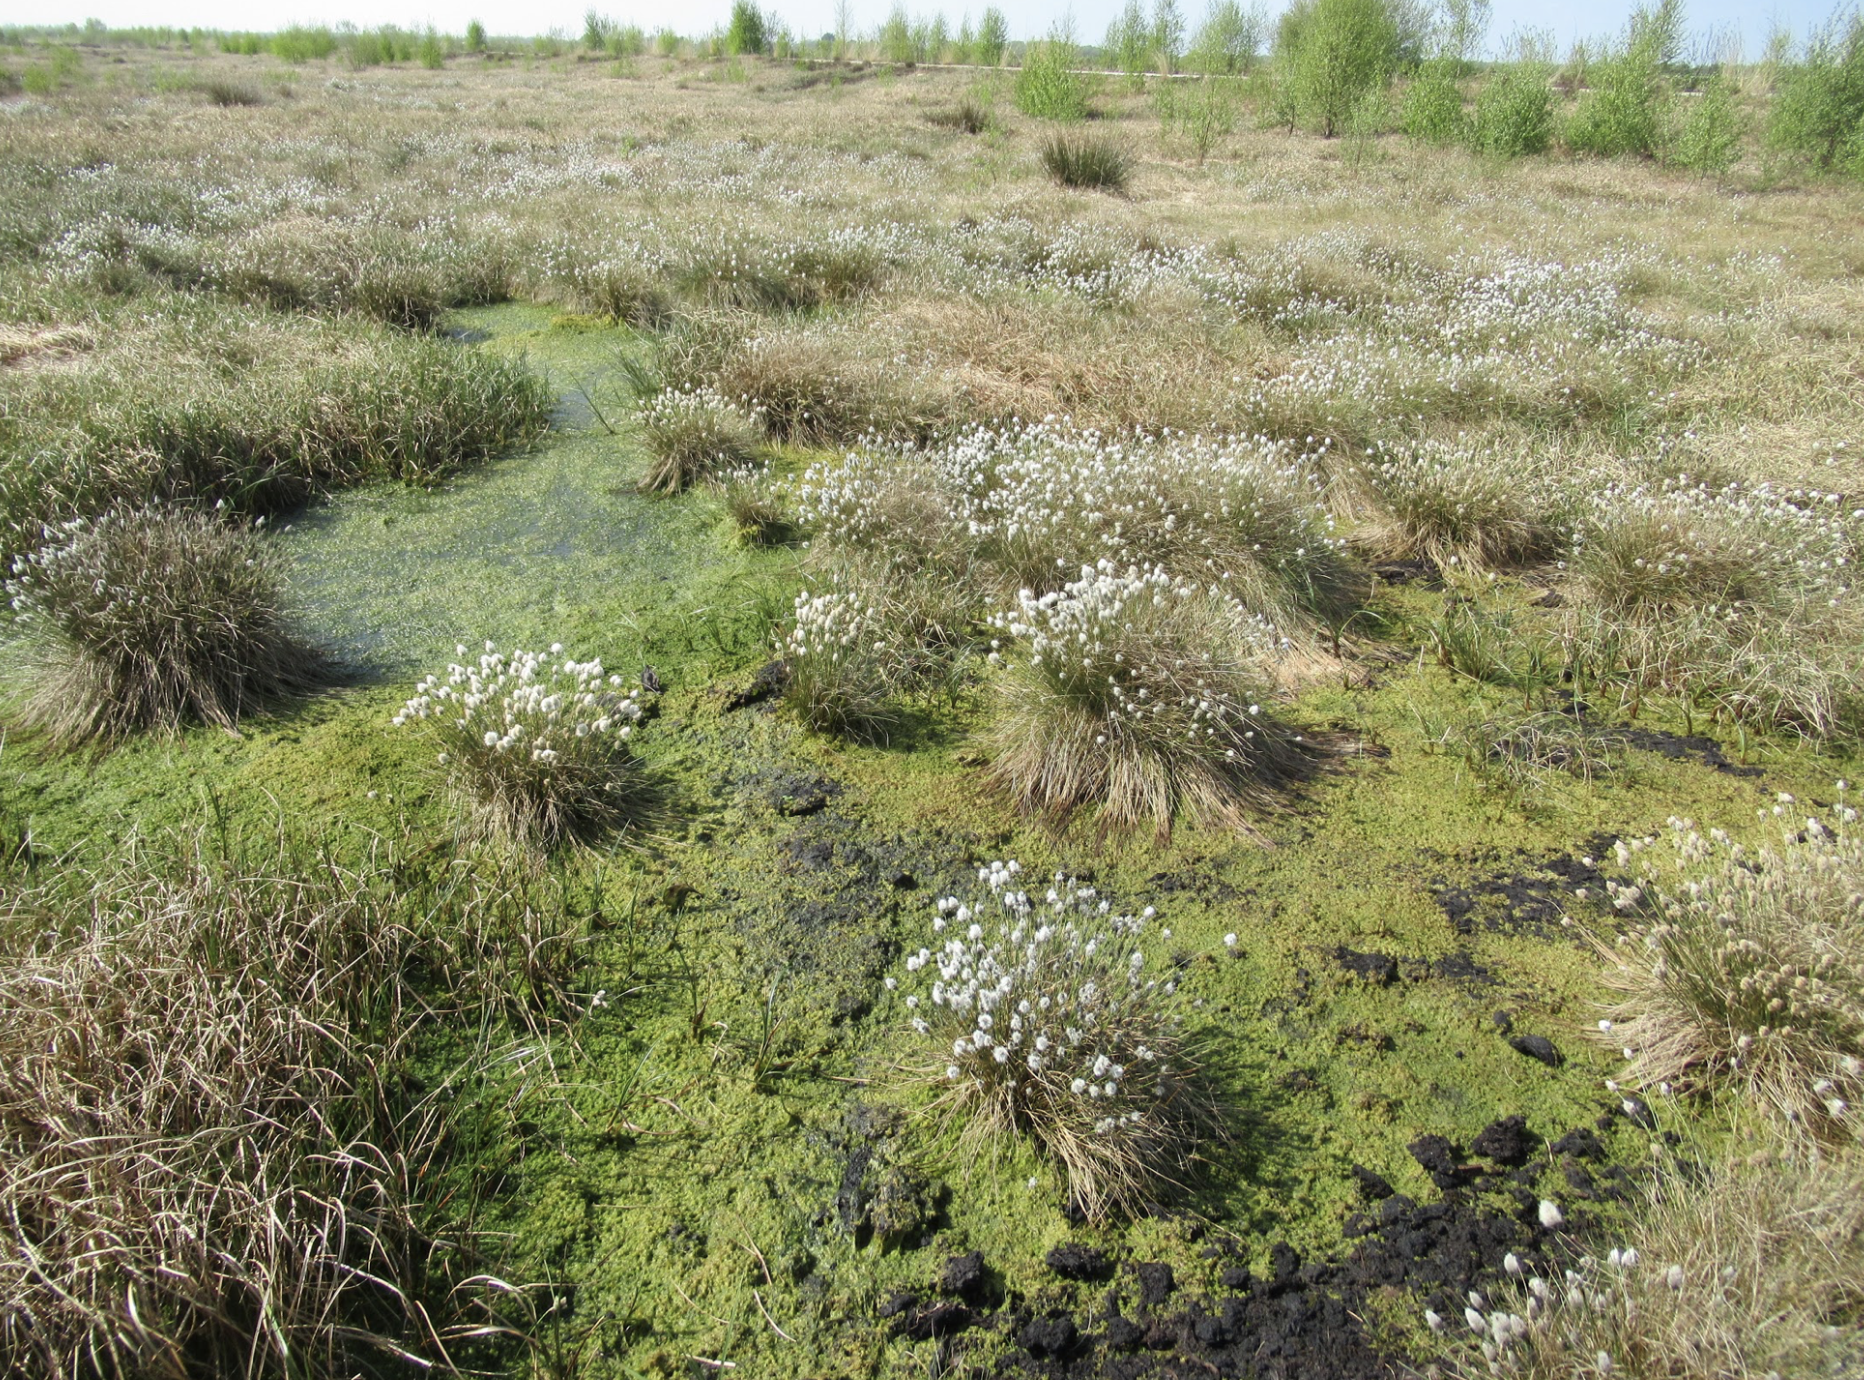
[726,0,768,56]
[1153,0,1187,73]
[1276,0,1400,137]
[975,6,1009,65]
[1768,10,1864,175]
[1189,0,1266,74]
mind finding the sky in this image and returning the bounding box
[10,0,1834,58]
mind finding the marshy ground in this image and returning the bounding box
[2,31,1861,1380]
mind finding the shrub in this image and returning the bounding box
[1429,1152,1864,1378]
[1599,798,1864,1139]
[1564,0,1680,159]
[1767,12,1864,175]
[4,506,321,746]
[1276,0,1399,137]
[1015,34,1090,120]
[1357,439,1559,571]
[465,18,487,52]
[1668,70,1745,175]
[985,562,1302,839]
[892,860,1214,1219]
[1400,61,1466,144]
[634,385,763,493]
[782,582,895,740]
[1470,62,1556,156]
[1040,131,1134,190]
[394,643,644,849]
[725,0,767,56]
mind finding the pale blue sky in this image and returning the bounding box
[12,0,1842,58]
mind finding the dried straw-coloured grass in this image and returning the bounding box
[0,838,588,1378]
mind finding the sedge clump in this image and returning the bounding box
[4,505,321,747]
[892,859,1215,1220]
[985,561,1303,839]
[394,643,644,849]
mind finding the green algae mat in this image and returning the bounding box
[2,307,1845,1377]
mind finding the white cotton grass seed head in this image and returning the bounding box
[393,642,643,848]
[889,860,1206,1221]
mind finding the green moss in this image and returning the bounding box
[5,302,1855,1377]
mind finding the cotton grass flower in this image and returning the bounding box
[394,643,643,849]
[892,861,1216,1221]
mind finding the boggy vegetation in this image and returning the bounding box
[1,12,1863,1379]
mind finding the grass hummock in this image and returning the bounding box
[4,505,322,747]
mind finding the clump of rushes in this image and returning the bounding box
[782,583,895,741]
[634,385,763,493]
[4,506,321,747]
[0,853,431,1377]
[892,860,1214,1220]
[1599,792,1864,1140]
[985,562,1302,840]
[1357,438,1561,572]
[1040,132,1133,192]
[394,643,643,849]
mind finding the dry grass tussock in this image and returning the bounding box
[4,506,322,747]
[0,324,94,371]
[1596,795,1864,1142]
[0,836,586,1378]
[1435,1150,1864,1379]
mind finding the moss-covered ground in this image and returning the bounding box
[2,306,1850,1378]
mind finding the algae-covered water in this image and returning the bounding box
[2,307,1834,1376]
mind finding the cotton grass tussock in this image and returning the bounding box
[781,584,896,742]
[1427,1152,1864,1379]
[892,861,1216,1221]
[985,562,1305,841]
[1562,478,1863,735]
[4,505,321,747]
[1598,792,1864,1141]
[633,384,763,493]
[394,643,643,849]
[797,421,1366,646]
[1356,437,1562,573]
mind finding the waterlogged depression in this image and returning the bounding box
[276,303,784,674]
